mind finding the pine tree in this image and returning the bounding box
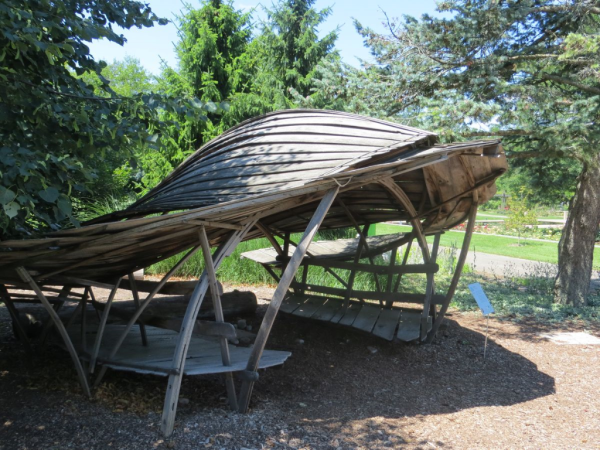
[347,1,600,306]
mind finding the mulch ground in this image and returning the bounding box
[0,284,599,449]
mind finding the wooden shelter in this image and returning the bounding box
[0,110,506,435]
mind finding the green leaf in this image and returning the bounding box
[0,186,16,205]
[3,202,19,218]
[57,195,72,216]
[39,187,59,203]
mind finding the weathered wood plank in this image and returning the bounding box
[372,308,402,341]
[292,296,327,319]
[311,298,343,322]
[336,302,361,327]
[352,304,381,333]
[280,295,307,314]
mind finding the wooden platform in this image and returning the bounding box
[66,324,291,376]
[241,233,406,265]
[280,295,431,342]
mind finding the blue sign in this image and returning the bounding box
[468,283,495,316]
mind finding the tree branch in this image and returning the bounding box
[533,5,600,15]
[541,73,600,95]
[463,130,531,137]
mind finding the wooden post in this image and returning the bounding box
[426,194,479,343]
[0,284,31,349]
[198,226,237,411]
[393,239,413,293]
[89,278,122,373]
[161,221,256,436]
[421,233,441,341]
[15,267,91,398]
[344,223,369,308]
[379,179,431,263]
[237,187,339,414]
[128,273,148,346]
[385,247,398,308]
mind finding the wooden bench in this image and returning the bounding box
[242,232,442,342]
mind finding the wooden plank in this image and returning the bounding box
[311,298,343,322]
[336,301,361,326]
[292,296,327,319]
[352,304,381,333]
[372,308,402,341]
[397,310,421,342]
[280,295,307,314]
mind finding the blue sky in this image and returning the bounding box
[88,0,442,75]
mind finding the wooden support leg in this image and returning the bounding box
[0,285,31,349]
[426,195,479,343]
[128,273,148,347]
[93,243,207,388]
[40,286,70,344]
[89,278,122,373]
[421,233,441,341]
[15,267,91,398]
[385,247,398,308]
[161,221,257,437]
[393,239,413,293]
[237,187,339,414]
[198,226,237,411]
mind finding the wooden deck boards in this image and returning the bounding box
[66,324,291,376]
[280,295,427,342]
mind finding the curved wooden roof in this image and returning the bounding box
[0,110,507,282]
[114,110,437,218]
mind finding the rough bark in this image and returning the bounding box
[554,155,600,306]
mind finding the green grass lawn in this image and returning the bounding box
[375,223,600,270]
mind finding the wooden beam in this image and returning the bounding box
[289,282,446,306]
[92,242,205,388]
[0,284,31,349]
[426,194,479,343]
[421,233,441,341]
[161,221,256,436]
[237,187,339,414]
[198,226,238,411]
[379,179,431,263]
[128,273,148,347]
[297,259,439,275]
[89,278,122,373]
[15,267,91,398]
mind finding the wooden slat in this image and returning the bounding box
[280,295,307,314]
[397,310,421,342]
[292,296,327,318]
[352,304,381,333]
[372,308,402,341]
[311,298,344,322]
[335,302,361,326]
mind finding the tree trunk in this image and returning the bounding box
[554,155,600,306]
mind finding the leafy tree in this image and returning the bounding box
[345,1,600,306]
[0,0,211,238]
[505,189,538,245]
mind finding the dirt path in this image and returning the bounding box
[0,284,599,449]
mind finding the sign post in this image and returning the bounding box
[468,283,495,358]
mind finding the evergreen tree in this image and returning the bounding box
[158,0,252,162]
[346,1,600,306]
[243,0,338,113]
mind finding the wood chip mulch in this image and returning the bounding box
[0,284,599,449]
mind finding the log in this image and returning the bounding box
[93,290,257,324]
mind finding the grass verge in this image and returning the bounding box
[375,223,600,270]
